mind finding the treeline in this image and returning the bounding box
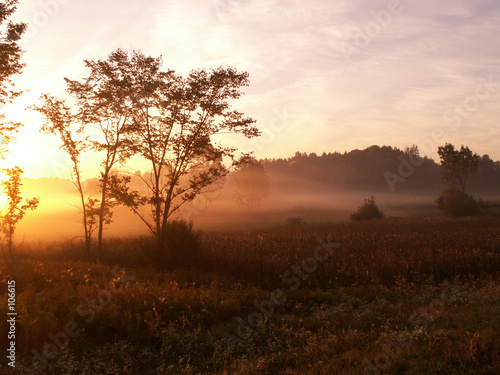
[262,145,500,194]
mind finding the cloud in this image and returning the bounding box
[5,0,500,177]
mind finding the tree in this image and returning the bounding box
[108,50,259,249]
[58,50,142,256]
[437,143,479,192]
[0,0,26,156]
[33,95,98,260]
[232,158,269,212]
[0,166,39,256]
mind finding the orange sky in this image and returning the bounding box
[1,0,499,179]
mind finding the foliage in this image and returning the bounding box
[33,94,98,259]
[232,158,270,212]
[1,218,499,374]
[0,166,39,255]
[286,216,305,226]
[0,0,26,157]
[156,219,201,269]
[262,146,500,194]
[38,49,259,258]
[194,217,500,289]
[437,143,480,192]
[63,50,149,256]
[436,187,483,216]
[350,196,384,221]
[104,50,259,240]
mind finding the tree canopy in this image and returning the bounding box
[0,0,26,156]
[35,49,260,254]
[437,143,479,192]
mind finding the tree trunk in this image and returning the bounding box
[75,168,91,261]
[97,173,109,258]
[8,224,13,256]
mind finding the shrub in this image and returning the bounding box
[287,216,305,226]
[435,188,482,216]
[350,197,384,221]
[157,219,201,269]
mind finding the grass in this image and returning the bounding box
[0,216,499,374]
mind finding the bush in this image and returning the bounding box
[287,216,305,226]
[351,197,384,221]
[157,219,201,269]
[436,188,482,216]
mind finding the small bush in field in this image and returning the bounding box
[287,216,305,226]
[157,219,201,269]
[351,197,384,221]
[435,188,482,216]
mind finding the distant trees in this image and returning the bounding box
[232,158,269,212]
[437,143,479,193]
[261,145,499,194]
[0,167,39,255]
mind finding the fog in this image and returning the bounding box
[11,175,441,242]
[8,151,499,242]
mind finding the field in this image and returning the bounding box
[1,216,499,374]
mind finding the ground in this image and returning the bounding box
[0,216,499,374]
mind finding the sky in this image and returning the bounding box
[2,0,500,179]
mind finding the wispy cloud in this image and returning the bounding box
[5,0,500,177]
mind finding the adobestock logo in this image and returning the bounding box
[443,74,499,131]
[341,0,404,63]
[22,0,70,42]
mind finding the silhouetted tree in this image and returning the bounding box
[0,0,26,156]
[0,167,38,256]
[33,95,99,259]
[437,143,479,192]
[107,51,259,250]
[45,50,141,257]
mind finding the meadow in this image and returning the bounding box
[0,216,499,374]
